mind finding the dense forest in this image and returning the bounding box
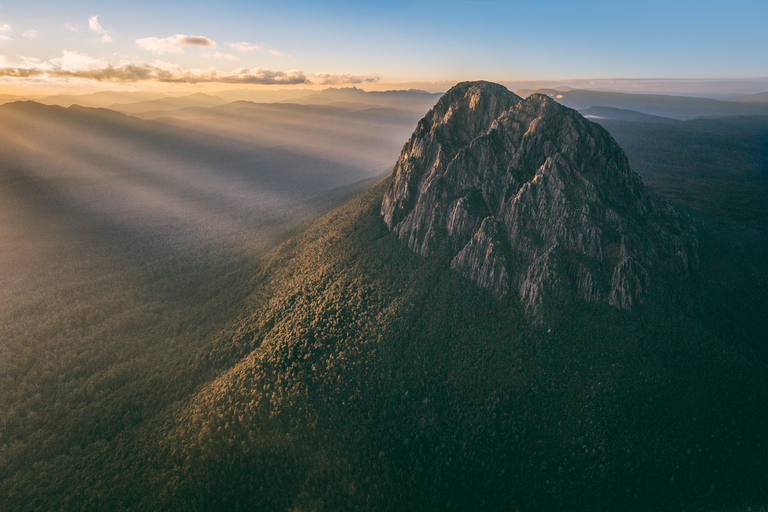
[2,178,766,510]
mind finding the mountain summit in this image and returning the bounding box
[382,81,698,321]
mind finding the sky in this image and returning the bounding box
[1,0,767,95]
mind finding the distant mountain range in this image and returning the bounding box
[107,92,229,114]
[36,90,167,108]
[734,91,768,103]
[23,85,768,120]
[280,86,443,112]
[517,88,768,119]
[31,87,442,113]
[579,106,680,123]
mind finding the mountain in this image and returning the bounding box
[37,87,440,111]
[107,93,227,114]
[0,93,31,104]
[214,88,316,103]
[281,86,443,112]
[382,81,697,323]
[9,176,767,512]
[735,91,768,103]
[2,82,768,511]
[579,106,679,123]
[524,88,768,119]
[38,90,166,108]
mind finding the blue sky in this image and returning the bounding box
[1,0,767,93]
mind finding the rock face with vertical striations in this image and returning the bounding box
[381,81,698,323]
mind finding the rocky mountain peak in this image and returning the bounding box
[381,81,522,229]
[381,81,698,323]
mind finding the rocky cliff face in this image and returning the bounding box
[381,81,698,323]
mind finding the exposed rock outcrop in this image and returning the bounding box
[381,81,698,323]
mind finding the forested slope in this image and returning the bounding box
[7,179,765,511]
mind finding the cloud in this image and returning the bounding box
[0,51,380,85]
[148,61,306,84]
[310,72,382,85]
[227,42,259,52]
[88,15,111,42]
[0,24,10,33]
[50,50,108,72]
[22,29,37,38]
[136,34,216,55]
[87,16,101,32]
[227,41,286,57]
[65,23,78,33]
[0,35,10,41]
[205,51,239,61]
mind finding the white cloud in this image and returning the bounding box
[136,34,216,55]
[88,15,111,42]
[205,51,238,61]
[87,16,101,32]
[22,29,37,38]
[147,61,305,84]
[0,35,10,41]
[0,51,380,86]
[309,72,382,85]
[227,41,286,57]
[50,50,108,73]
[65,23,78,33]
[228,42,259,52]
[0,24,11,33]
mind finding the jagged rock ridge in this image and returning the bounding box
[381,81,698,322]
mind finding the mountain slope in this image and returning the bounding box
[0,99,402,512]
[735,91,768,103]
[107,93,227,114]
[16,177,763,512]
[591,115,768,230]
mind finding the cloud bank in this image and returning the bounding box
[0,51,380,85]
[136,34,217,55]
[311,72,381,84]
